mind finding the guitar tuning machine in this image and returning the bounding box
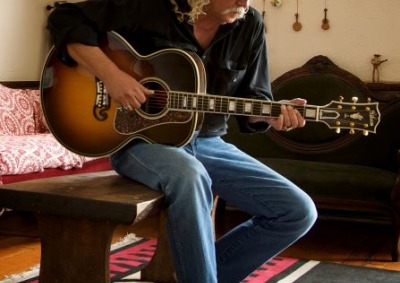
[362,124,370,136]
[337,128,369,136]
[351,97,358,110]
[337,96,344,110]
[349,128,370,136]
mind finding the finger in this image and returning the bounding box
[123,105,133,111]
[287,105,299,128]
[281,105,291,127]
[295,109,306,127]
[126,88,145,105]
[266,114,284,130]
[291,98,307,105]
[122,95,141,110]
[141,85,155,96]
[130,97,142,109]
[283,105,299,128]
[278,114,285,131]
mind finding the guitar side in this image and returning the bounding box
[40,32,206,157]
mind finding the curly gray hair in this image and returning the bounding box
[170,0,211,23]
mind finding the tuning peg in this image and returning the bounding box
[336,128,341,134]
[349,129,355,134]
[352,97,359,103]
[363,130,369,136]
[339,96,344,102]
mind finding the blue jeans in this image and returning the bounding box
[110,136,317,283]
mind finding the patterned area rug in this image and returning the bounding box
[2,234,400,283]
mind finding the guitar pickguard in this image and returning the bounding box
[114,108,193,135]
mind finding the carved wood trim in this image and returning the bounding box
[269,55,373,154]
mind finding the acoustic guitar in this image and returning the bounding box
[40,31,380,157]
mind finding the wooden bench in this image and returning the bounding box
[0,170,177,283]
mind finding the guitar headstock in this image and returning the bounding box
[318,96,381,136]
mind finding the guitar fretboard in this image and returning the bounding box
[168,91,320,121]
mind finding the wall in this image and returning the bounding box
[0,0,51,81]
[0,0,80,82]
[252,0,400,82]
[0,0,399,83]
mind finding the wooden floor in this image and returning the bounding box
[1,209,400,279]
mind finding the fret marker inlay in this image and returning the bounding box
[229,101,236,111]
[262,104,271,114]
[209,99,215,110]
[244,102,252,113]
[305,109,316,118]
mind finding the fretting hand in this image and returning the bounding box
[267,98,307,131]
[248,98,307,132]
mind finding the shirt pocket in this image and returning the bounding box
[220,60,247,84]
[208,60,248,95]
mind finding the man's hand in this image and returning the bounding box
[102,69,153,110]
[267,98,307,131]
[67,43,153,111]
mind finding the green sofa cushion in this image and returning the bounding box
[260,158,397,205]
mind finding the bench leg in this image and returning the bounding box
[37,214,118,283]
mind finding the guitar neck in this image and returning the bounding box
[167,91,319,121]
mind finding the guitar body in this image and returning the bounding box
[40,32,206,157]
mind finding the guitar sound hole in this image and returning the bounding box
[141,81,168,116]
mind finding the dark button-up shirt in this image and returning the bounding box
[47,0,272,136]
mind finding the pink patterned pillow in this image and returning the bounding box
[27,88,49,133]
[0,134,95,175]
[0,84,36,135]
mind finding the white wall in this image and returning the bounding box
[252,0,400,82]
[0,0,81,82]
[0,0,399,83]
[0,0,51,81]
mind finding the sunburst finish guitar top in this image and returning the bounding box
[40,32,380,157]
[41,32,206,156]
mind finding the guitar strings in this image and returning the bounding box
[145,91,307,115]
[136,90,368,118]
[148,92,359,113]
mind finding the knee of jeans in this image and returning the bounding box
[293,195,318,233]
[172,159,211,185]
[166,161,214,205]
